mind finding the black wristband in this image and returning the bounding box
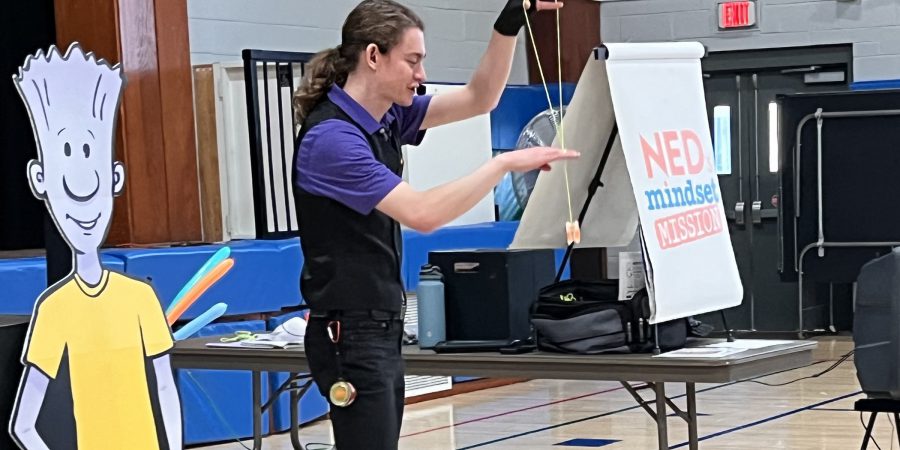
[494,0,537,37]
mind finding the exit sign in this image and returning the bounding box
[718,1,757,29]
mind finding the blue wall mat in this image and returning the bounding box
[106,239,303,319]
[0,227,569,317]
[177,320,270,445]
[851,80,900,90]
[266,312,330,431]
[0,254,125,314]
[491,83,577,151]
[555,438,621,447]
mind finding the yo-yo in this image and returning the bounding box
[329,380,357,407]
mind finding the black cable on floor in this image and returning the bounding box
[745,350,854,387]
[304,444,335,450]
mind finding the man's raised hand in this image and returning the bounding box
[494,0,564,37]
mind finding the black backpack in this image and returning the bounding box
[530,280,687,354]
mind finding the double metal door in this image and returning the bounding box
[703,67,846,331]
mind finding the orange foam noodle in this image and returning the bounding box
[167,258,234,325]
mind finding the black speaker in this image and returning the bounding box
[428,249,555,342]
[855,249,900,399]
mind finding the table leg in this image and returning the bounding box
[655,382,668,450]
[686,382,698,450]
[290,373,302,450]
[253,371,262,450]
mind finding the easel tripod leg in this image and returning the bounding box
[895,413,900,447]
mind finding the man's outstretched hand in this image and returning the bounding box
[496,147,580,173]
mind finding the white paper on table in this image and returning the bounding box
[652,347,746,358]
[703,339,795,350]
[205,337,302,349]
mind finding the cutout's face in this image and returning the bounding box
[16,47,126,256]
[30,121,123,255]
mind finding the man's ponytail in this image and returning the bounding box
[293,46,346,124]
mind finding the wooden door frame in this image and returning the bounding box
[526,0,601,84]
[54,0,202,245]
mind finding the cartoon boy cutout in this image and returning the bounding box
[8,44,182,450]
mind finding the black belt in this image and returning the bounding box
[309,309,401,320]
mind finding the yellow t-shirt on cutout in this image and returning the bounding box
[26,270,174,450]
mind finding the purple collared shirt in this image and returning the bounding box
[295,85,431,215]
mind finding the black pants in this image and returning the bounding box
[305,312,405,450]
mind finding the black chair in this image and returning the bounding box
[242,49,315,239]
[855,398,900,449]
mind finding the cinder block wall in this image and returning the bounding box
[600,0,900,82]
[187,0,530,84]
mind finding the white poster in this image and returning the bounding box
[404,83,495,227]
[604,43,743,322]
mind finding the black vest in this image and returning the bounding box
[293,99,405,312]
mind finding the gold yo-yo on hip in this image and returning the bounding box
[329,380,357,407]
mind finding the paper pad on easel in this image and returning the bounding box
[511,44,743,324]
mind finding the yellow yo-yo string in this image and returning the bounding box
[522,0,575,225]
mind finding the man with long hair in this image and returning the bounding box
[292,1,573,448]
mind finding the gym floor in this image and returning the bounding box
[199,337,891,449]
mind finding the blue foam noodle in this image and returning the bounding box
[173,303,228,341]
[166,247,231,315]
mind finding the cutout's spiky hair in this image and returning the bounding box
[14,42,125,150]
